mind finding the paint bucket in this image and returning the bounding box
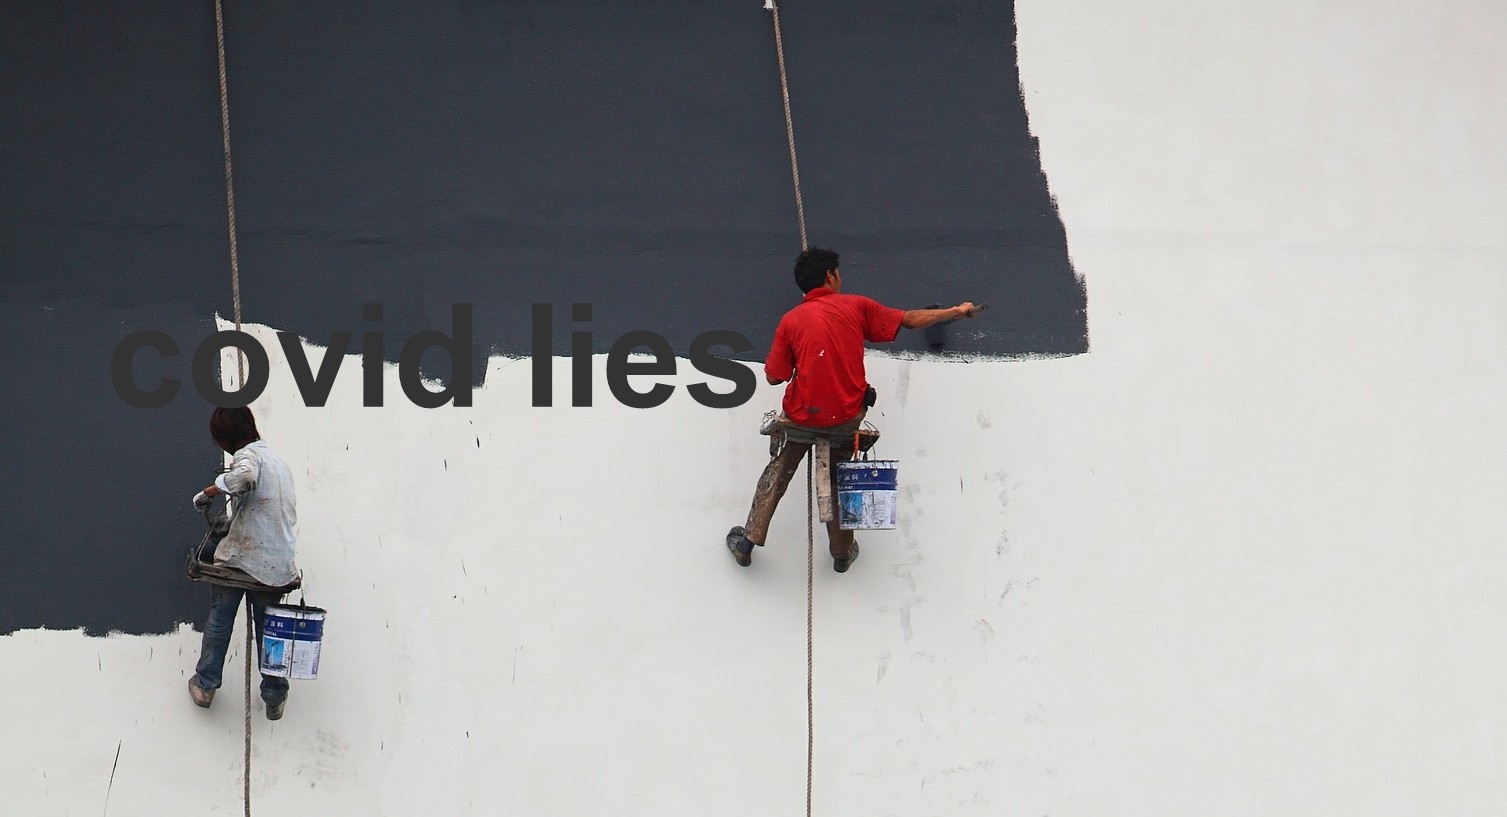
[260,605,326,680]
[837,459,899,530]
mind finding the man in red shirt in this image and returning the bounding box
[728,246,978,571]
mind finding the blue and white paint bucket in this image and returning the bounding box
[261,605,326,680]
[837,460,899,531]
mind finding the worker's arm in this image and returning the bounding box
[193,452,259,509]
[216,452,258,496]
[764,321,795,386]
[900,302,977,330]
[192,480,232,510]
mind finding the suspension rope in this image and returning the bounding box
[243,598,254,817]
[766,1,809,251]
[765,3,815,814]
[214,3,254,814]
[214,0,246,386]
[804,451,815,817]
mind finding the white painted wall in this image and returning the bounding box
[6,0,1506,813]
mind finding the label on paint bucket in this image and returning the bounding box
[261,605,326,680]
[837,460,899,530]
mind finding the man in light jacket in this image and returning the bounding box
[187,406,299,720]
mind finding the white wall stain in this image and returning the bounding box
[973,619,996,645]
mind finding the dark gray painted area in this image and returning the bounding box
[0,302,214,635]
[2,0,1084,634]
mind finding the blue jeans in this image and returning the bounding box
[191,584,290,705]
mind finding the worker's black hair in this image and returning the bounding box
[210,406,260,454]
[794,246,840,293]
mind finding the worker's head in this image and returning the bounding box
[794,246,842,293]
[209,406,260,455]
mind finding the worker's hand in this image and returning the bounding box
[958,302,978,318]
[193,490,212,511]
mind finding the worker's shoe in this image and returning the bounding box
[833,542,860,574]
[265,698,286,721]
[726,526,755,567]
[188,678,215,708]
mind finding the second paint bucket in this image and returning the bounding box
[261,605,326,680]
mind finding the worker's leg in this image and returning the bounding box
[743,439,813,545]
[825,443,859,567]
[825,517,857,562]
[191,583,246,692]
[247,591,290,708]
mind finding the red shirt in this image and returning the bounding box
[765,288,905,427]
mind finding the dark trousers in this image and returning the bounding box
[191,584,290,705]
[743,413,865,559]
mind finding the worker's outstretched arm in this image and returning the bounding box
[901,302,977,330]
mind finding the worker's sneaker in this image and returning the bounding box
[265,699,286,721]
[726,526,754,567]
[188,678,214,708]
[833,542,860,574]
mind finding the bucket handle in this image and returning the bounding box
[851,421,880,461]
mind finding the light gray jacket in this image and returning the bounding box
[214,440,299,586]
